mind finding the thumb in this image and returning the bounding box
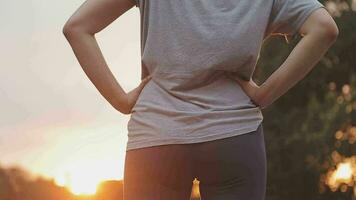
[138,75,152,87]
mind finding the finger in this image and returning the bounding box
[139,75,152,85]
[143,75,152,82]
[136,76,152,92]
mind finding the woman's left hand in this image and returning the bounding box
[234,77,261,108]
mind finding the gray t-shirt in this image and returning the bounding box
[126,0,325,151]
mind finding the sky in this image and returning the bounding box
[0,0,141,193]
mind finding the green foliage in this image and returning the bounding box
[256,5,356,200]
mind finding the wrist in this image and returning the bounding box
[255,82,269,109]
[112,91,128,113]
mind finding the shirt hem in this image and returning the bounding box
[126,120,263,151]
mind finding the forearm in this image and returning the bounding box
[63,30,126,111]
[256,30,337,109]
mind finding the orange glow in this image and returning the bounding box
[330,163,352,182]
[53,168,101,195]
[51,158,122,196]
[190,178,201,200]
[26,124,128,195]
[54,171,99,195]
[325,156,356,192]
[334,130,344,140]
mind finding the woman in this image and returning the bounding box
[63,0,338,199]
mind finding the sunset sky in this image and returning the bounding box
[0,0,141,194]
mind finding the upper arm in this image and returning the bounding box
[265,0,331,41]
[63,0,137,35]
[298,7,339,39]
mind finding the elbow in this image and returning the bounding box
[323,23,339,43]
[62,23,71,37]
[62,21,76,38]
[62,18,73,37]
[314,18,339,43]
[62,19,88,38]
[300,8,339,43]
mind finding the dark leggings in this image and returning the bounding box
[123,123,266,200]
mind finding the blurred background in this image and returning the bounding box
[0,0,355,199]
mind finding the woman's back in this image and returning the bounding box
[126,0,325,151]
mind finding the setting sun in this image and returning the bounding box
[54,171,100,195]
[51,154,124,196]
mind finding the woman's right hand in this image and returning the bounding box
[233,77,266,109]
[120,75,152,115]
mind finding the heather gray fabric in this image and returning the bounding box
[126,0,325,151]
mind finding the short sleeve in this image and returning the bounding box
[265,0,326,40]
